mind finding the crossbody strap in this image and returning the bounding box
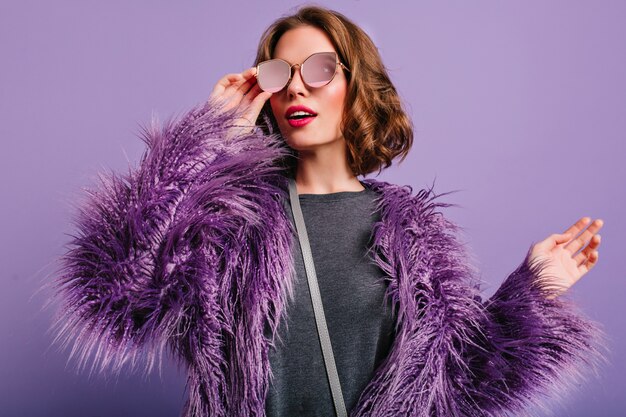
[287,177,348,417]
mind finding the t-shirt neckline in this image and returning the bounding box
[297,181,370,202]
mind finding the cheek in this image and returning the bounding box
[324,84,347,122]
[324,86,346,129]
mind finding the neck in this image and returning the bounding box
[293,141,364,195]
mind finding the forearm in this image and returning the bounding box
[48,98,284,377]
[465,244,607,414]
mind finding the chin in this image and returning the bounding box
[283,137,320,151]
[287,136,342,152]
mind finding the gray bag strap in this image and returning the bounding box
[287,177,348,417]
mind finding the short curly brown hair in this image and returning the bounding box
[253,5,414,177]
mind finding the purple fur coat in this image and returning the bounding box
[48,99,606,416]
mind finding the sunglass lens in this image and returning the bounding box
[257,60,290,93]
[303,53,337,88]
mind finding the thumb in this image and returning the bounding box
[555,232,573,245]
[249,91,273,114]
[241,91,272,131]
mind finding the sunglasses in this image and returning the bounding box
[255,51,350,93]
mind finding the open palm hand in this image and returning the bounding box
[529,217,604,299]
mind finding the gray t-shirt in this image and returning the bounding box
[264,183,396,416]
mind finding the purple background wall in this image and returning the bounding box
[1,1,624,416]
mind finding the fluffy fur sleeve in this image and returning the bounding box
[45,99,288,379]
[409,187,608,416]
[351,181,608,416]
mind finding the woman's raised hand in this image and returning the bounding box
[528,217,604,299]
[209,66,273,137]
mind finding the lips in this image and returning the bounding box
[285,105,318,119]
[287,116,315,128]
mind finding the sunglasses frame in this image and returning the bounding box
[255,51,350,93]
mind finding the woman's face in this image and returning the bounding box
[269,25,348,152]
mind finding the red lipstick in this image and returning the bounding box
[285,105,317,128]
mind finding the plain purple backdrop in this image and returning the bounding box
[1,1,624,416]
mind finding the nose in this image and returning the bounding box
[286,64,308,97]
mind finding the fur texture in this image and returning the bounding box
[45,99,607,416]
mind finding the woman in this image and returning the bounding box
[49,5,606,417]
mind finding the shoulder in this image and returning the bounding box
[361,177,462,228]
